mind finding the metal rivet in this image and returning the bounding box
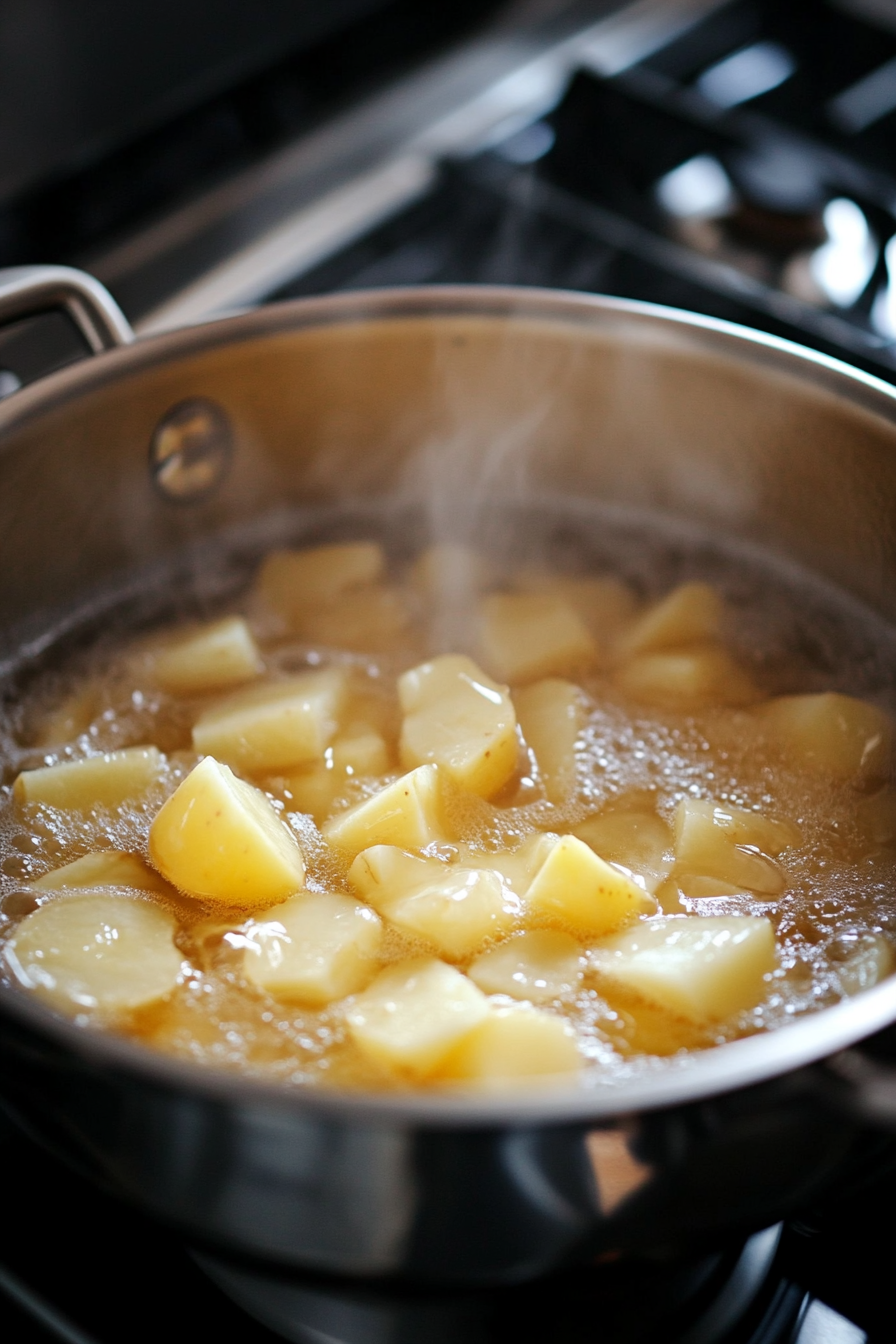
[0,369,22,400]
[149,398,233,502]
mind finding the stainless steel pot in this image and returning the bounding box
[2,266,896,1285]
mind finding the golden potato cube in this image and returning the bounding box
[468,930,583,1002]
[590,915,776,1021]
[439,1003,581,1081]
[4,893,183,1013]
[349,844,518,958]
[279,768,344,824]
[517,574,638,651]
[478,593,597,684]
[322,765,449,857]
[149,756,304,907]
[475,832,560,899]
[243,891,383,1004]
[332,727,390,777]
[32,852,170,893]
[278,728,390,823]
[34,682,99,746]
[399,654,517,799]
[345,957,489,1078]
[515,679,585,803]
[836,934,895,996]
[761,692,893,781]
[14,746,166,810]
[574,809,673,893]
[151,616,263,695]
[618,582,722,657]
[616,645,757,709]
[300,586,411,653]
[192,668,346,773]
[525,835,655,936]
[256,542,384,628]
[673,799,789,895]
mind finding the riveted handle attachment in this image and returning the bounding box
[0,265,133,353]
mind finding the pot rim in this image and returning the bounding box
[3,282,896,1127]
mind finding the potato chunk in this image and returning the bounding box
[14,746,166,810]
[468,930,583,1001]
[34,682,99,746]
[4,893,183,1013]
[399,655,517,798]
[590,915,775,1021]
[149,756,304,907]
[834,933,895,996]
[515,679,584,803]
[517,574,638,650]
[411,544,489,604]
[478,593,597,683]
[300,586,410,653]
[32,852,170,893]
[574,808,673,893]
[761,692,893,781]
[464,832,559,899]
[616,646,757,709]
[345,958,488,1078]
[618,582,722,658]
[673,799,792,896]
[192,669,346,773]
[257,543,384,629]
[243,892,383,1004]
[440,1004,581,1082]
[276,727,390,823]
[525,835,655,936]
[151,616,263,695]
[348,845,518,958]
[322,765,449,857]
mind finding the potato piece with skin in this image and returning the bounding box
[14,746,166,810]
[573,809,673,894]
[468,930,583,1002]
[590,915,776,1022]
[515,679,585,804]
[673,799,790,896]
[525,835,656,936]
[616,645,757,709]
[618,582,722,658]
[399,655,517,799]
[760,692,894,782]
[149,756,304,907]
[151,616,263,695]
[322,765,450,857]
[31,852,170,894]
[478,593,597,684]
[439,1003,582,1082]
[346,957,489,1078]
[4,893,184,1013]
[256,543,384,629]
[348,845,519,959]
[242,892,383,1005]
[192,669,346,774]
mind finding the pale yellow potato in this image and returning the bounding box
[590,915,776,1021]
[835,934,895,996]
[465,832,560,899]
[478,593,597,683]
[399,655,517,798]
[14,746,166,810]
[243,891,383,1005]
[517,574,638,650]
[515,679,585,803]
[322,765,450,857]
[256,542,384,629]
[525,834,655,936]
[31,852,170,893]
[345,957,488,1078]
[573,809,673,893]
[300,586,410,653]
[192,669,346,773]
[279,768,344,824]
[618,582,722,658]
[616,645,757,709]
[149,756,304,907]
[151,616,263,695]
[439,1003,581,1081]
[276,728,390,823]
[855,786,896,846]
[34,682,99,745]
[673,799,790,896]
[410,543,489,603]
[332,727,390,777]
[4,893,183,1013]
[348,845,518,958]
[761,692,894,781]
[467,930,583,1001]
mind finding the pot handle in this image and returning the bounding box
[0,265,133,354]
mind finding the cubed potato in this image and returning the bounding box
[399,655,517,798]
[14,746,166,810]
[439,1003,581,1081]
[3,893,183,1013]
[517,575,638,650]
[615,645,757,709]
[332,727,390,777]
[525,834,655,936]
[243,891,383,1004]
[192,668,346,773]
[410,543,489,603]
[256,542,384,628]
[345,957,489,1078]
[467,930,583,1001]
[834,933,895,996]
[31,852,170,893]
[573,808,673,893]
[348,845,518,958]
[478,593,597,683]
[618,582,722,658]
[515,679,585,803]
[322,765,450,857]
[590,914,776,1021]
[673,799,790,895]
[149,756,305,907]
[278,767,344,824]
[855,786,896,847]
[277,728,390,824]
[34,682,99,746]
[467,832,560,899]
[300,586,411,653]
[151,616,263,695]
[761,692,894,781]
